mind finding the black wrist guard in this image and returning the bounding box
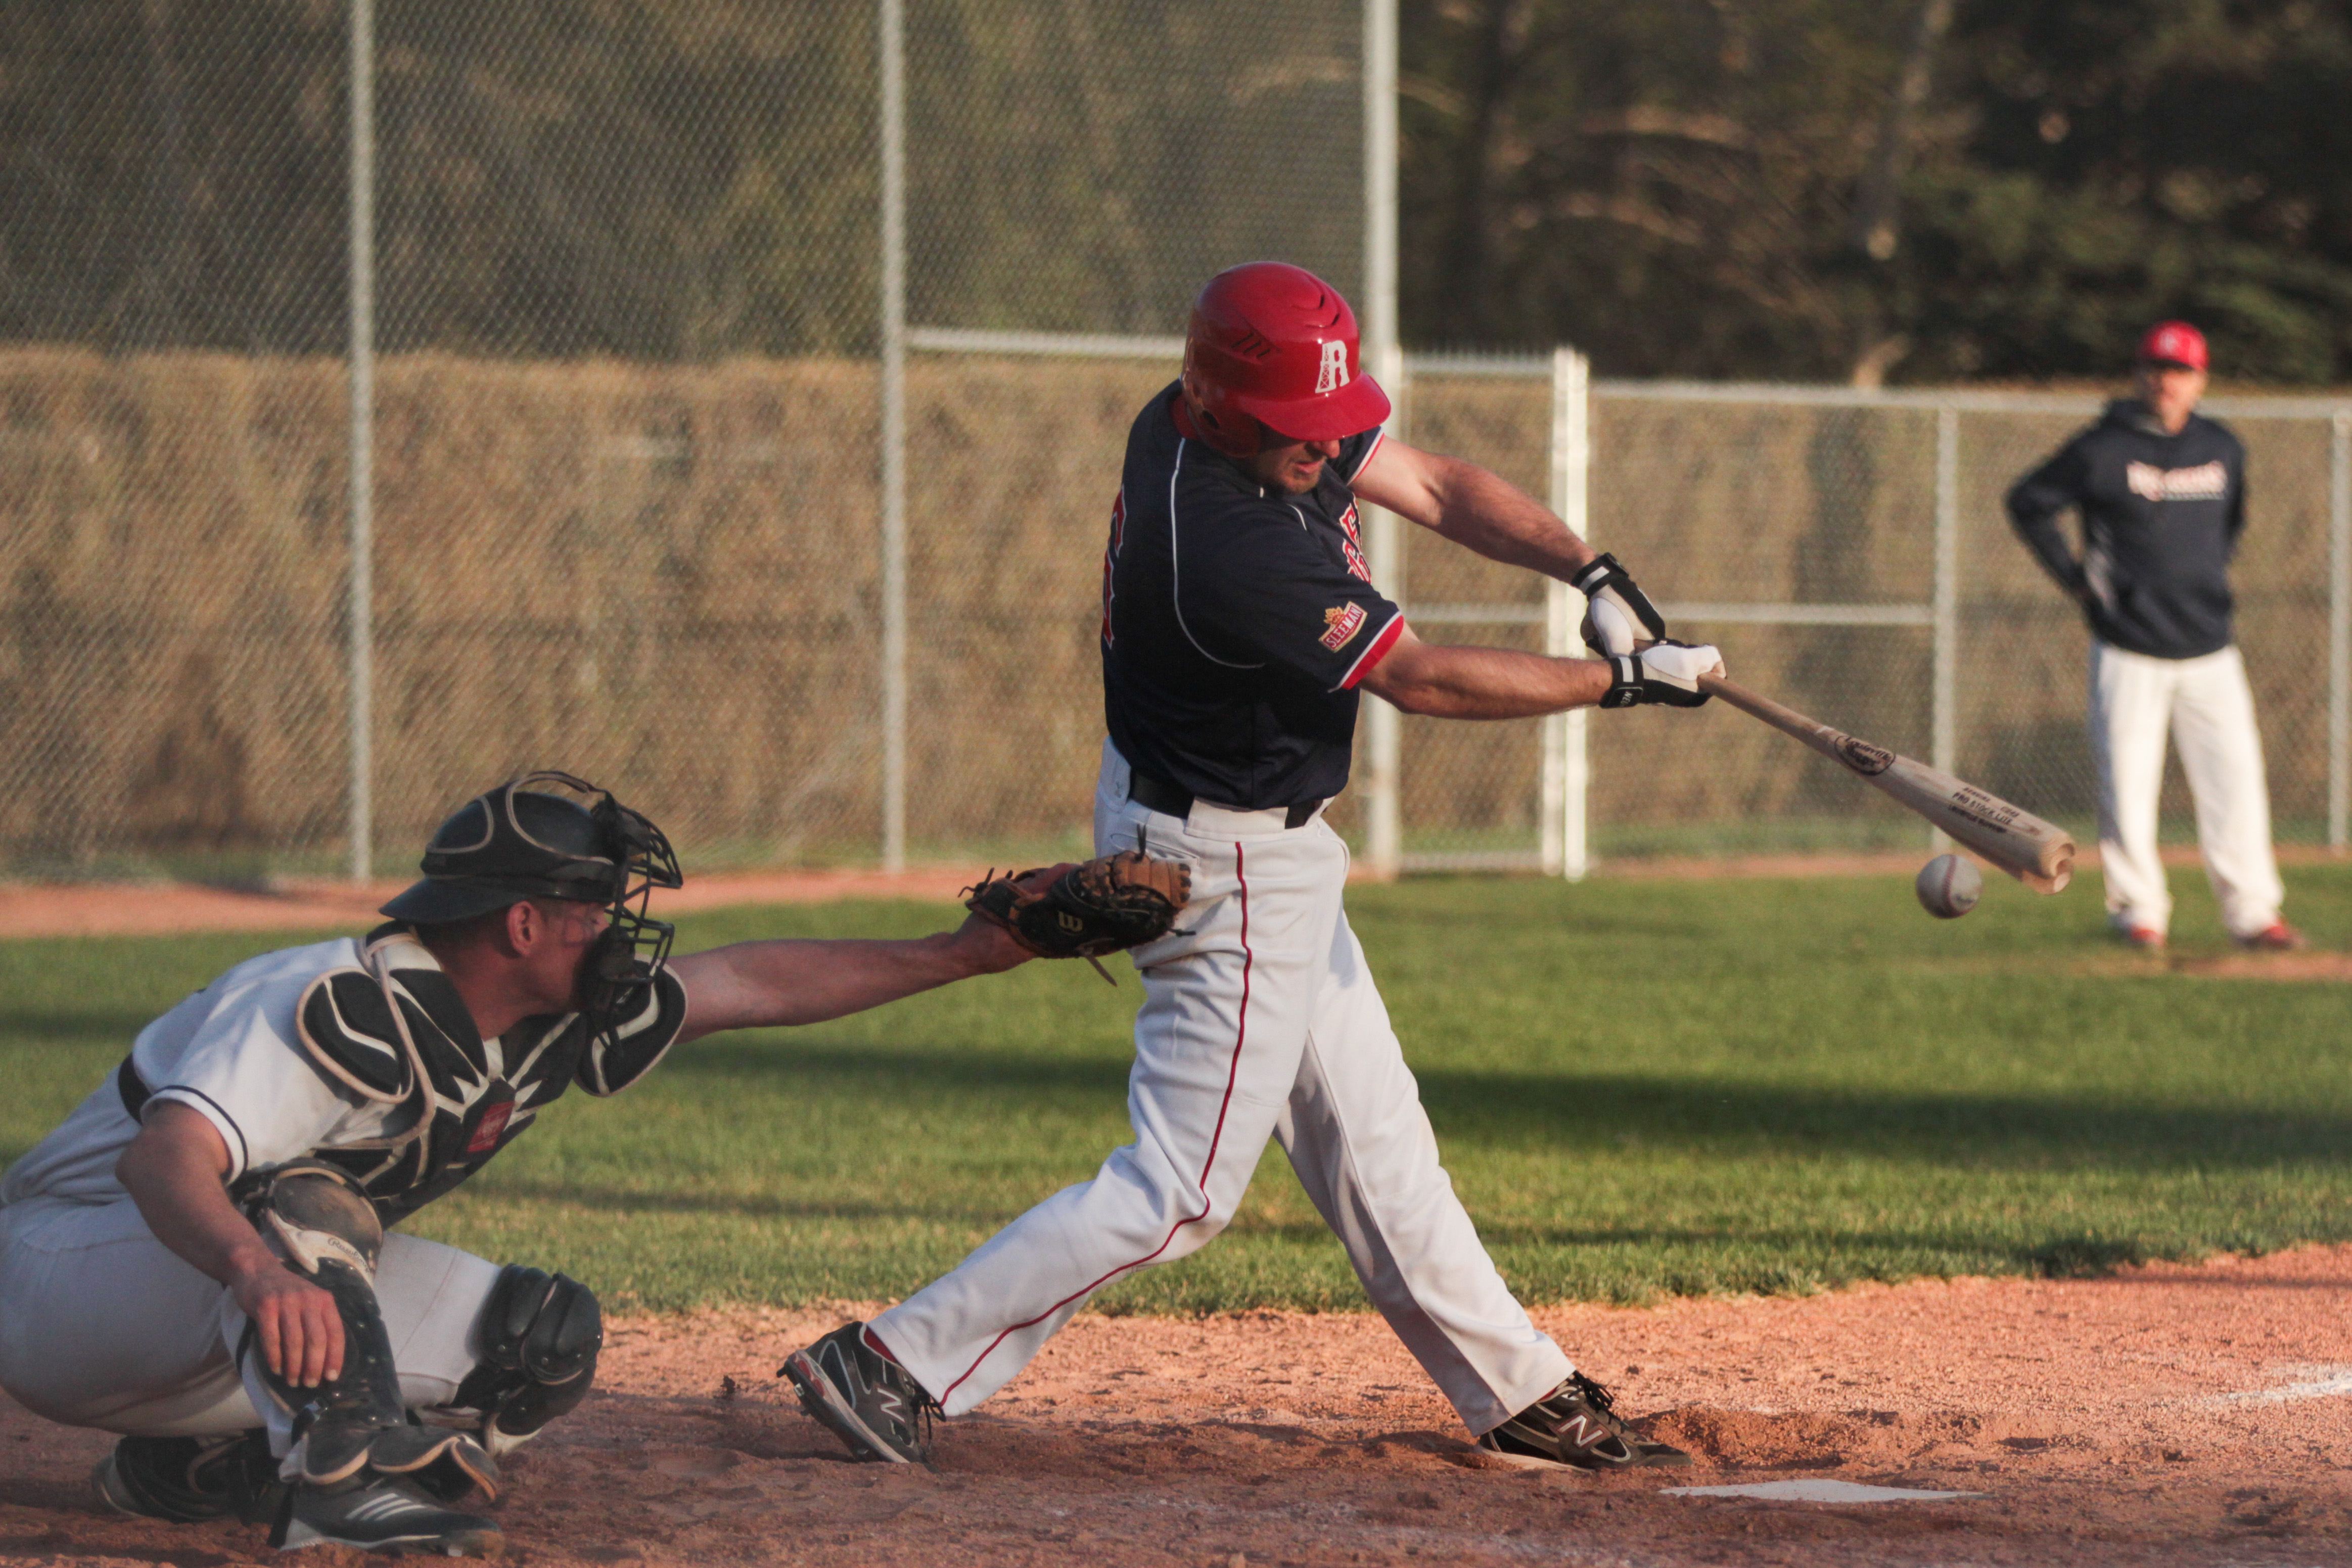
[1571,552,1667,640]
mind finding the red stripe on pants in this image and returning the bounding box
[937,842,1254,1404]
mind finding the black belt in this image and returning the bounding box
[1127,769,1321,830]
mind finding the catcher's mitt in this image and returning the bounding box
[966,851,1191,981]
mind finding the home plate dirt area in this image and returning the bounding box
[2,1248,2347,1567]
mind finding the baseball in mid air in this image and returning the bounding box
[1915,852,1982,919]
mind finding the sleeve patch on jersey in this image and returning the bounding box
[296,970,416,1104]
[1319,603,1368,652]
[576,965,690,1097]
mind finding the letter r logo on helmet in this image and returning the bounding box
[1316,339,1349,394]
[1180,261,1391,459]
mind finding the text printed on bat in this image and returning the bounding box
[1947,787,2023,835]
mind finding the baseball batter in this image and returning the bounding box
[2007,321,2299,952]
[0,772,1057,1556]
[786,262,1723,1472]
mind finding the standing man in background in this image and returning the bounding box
[2007,321,2300,953]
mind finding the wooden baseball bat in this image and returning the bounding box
[1697,673,2075,894]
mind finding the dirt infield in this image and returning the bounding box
[3,1245,2346,1566]
[12,843,2343,941]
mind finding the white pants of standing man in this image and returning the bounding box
[2090,640,2285,939]
[868,740,1572,1436]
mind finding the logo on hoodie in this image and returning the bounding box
[2126,460,2227,502]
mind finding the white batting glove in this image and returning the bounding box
[1573,554,1667,658]
[1598,640,1723,709]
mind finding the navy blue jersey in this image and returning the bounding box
[1099,383,1403,809]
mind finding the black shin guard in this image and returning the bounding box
[243,1163,499,1501]
[447,1265,603,1453]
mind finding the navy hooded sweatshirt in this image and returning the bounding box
[2005,399,2247,660]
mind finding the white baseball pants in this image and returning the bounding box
[2090,640,2285,938]
[869,742,1573,1436]
[0,1193,499,1453]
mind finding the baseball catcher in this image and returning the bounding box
[0,773,1174,1556]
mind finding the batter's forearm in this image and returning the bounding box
[1424,458,1597,580]
[1362,637,1613,719]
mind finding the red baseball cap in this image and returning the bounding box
[2136,320,2208,372]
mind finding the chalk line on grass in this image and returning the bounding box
[1665,1480,1984,1503]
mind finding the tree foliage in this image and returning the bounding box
[8,1,2342,381]
[1401,0,2352,382]
[0,0,1359,360]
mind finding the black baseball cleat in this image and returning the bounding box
[93,1431,276,1523]
[1477,1372,1692,1470]
[271,1474,503,1556]
[780,1322,940,1464]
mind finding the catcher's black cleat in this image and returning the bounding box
[93,1431,276,1523]
[780,1322,940,1464]
[270,1474,503,1556]
[1478,1372,1692,1471]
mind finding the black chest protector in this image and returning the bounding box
[282,923,688,1224]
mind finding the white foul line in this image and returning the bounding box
[2207,1365,2352,1406]
[1666,1480,1983,1504]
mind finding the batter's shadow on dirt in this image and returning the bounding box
[587,1388,883,1465]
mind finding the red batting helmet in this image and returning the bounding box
[1180,262,1391,459]
[2136,320,2208,372]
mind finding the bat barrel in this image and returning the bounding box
[1700,673,2076,895]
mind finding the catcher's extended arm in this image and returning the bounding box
[965,851,1192,983]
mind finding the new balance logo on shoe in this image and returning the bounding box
[1558,1412,1609,1450]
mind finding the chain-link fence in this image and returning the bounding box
[0,0,1372,880]
[1389,364,2352,871]
[5,5,2348,886]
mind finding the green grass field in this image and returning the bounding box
[4,865,2348,1314]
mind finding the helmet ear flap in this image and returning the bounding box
[1180,369,1260,460]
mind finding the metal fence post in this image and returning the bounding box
[346,0,375,884]
[1930,404,1959,851]
[878,0,908,873]
[1360,0,1402,879]
[1363,0,1396,345]
[1542,347,1590,880]
[1364,344,1405,879]
[2331,409,2350,853]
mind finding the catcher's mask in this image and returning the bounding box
[380,771,684,1045]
